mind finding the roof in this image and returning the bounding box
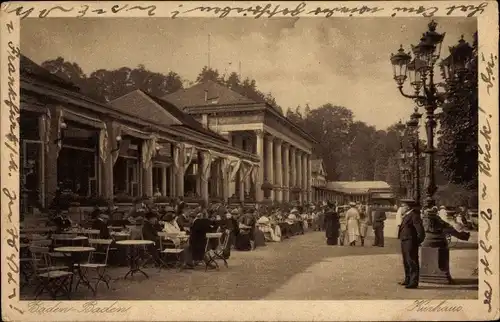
[143,92,228,142]
[326,181,392,194]
[20,54,81,92]
[162,80,258,109]
[110,90,228,142]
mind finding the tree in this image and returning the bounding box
[41,58,184,102]
[41,57,87,88]
[196,66,224,84]
[437,32,478,190]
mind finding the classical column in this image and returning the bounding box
[296,150,302,203]
[255,130,265,202]
[307,155,311,202]
[161,166,167,196]
[239,163,245,202]
[302,153,308,202]
[290,146,296,201]
[282,143,290,202]
[176,144,185,197]
[266,134,274,200]
[274,139,283,202]
[142,141,153,198]
[200,151,209,204]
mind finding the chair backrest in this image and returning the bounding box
[158,232,176,250]
[87,239,113,264]
[31,239,53,247]
[84,229,101,239]
[29,246,50,271]
[219,229,231,250]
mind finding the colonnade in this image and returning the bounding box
[230,129,313,203]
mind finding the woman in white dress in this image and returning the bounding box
[345,202,361,246]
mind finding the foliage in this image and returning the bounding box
[42,57,184,102]
[435,183,478,208]
[197,68,284,114]
[437,32,478,190]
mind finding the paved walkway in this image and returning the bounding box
[23,222,477,300]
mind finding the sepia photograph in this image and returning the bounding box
[1,1,498,321]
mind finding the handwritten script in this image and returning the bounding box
[27,301,131,314]
[478,103,495,314]
[1,2,489,19]
[406,300,463,312]
[481,53,498,96]
[2,19,23,315]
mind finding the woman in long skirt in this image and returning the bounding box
[324,203,340,245]
[345,202,361,246]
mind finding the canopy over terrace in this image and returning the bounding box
[163,80,317,203]
[19,55,259,212]
[326,181,395,205]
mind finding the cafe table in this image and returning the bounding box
[53,246,96,295]
[116,240,155,279]
[52,235,88,245]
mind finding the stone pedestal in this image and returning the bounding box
[420,246,452,284]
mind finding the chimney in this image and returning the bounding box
[204,89,208,102]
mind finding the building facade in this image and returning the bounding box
[164,80,317,203]
[326,181,395,205]
[19,56,259,211]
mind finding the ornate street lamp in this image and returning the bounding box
[390,20,457,284]
[406,107,423,206]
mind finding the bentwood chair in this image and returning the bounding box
[29,246,73,300]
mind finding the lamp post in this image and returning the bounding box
[390,20,456,284]
[406,107,423,206]
[395,120,409,199]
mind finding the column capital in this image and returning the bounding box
[255,129,265,139]
[274,138,283,146]
[265,133,275,141]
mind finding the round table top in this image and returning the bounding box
[116,240,154,246]
[53,236,88,241]
[21,227,57,233]
[20,243,30,248]
[54,246,95,253]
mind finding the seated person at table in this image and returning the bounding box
[235,209,257,251]
[124,202,145,224]
[91,210,111,239]
[51,212,73,232]
[257,214,280,242]
[163,212,183,244]
[189,210,217,269]
[176,204,191,232]
[142,212,164,267]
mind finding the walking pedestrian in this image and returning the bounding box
[372,209,387,247]
[324,202,340,245]
[357,203,369,246]
[397,199,425,289]
[345,202,361,246]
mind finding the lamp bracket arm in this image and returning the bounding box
[398,86,424,100]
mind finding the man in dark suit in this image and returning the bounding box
[142,212,163,267]
[372,209,387,247]
[91,210,111,239]
[397,199,426,289]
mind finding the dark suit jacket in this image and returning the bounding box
[142,221,159,242]
[398,210,425,244]
[189,218,216,261]
[91,219,111,239]
[372,211,387,228]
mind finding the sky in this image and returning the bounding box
[21,17,476,130]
